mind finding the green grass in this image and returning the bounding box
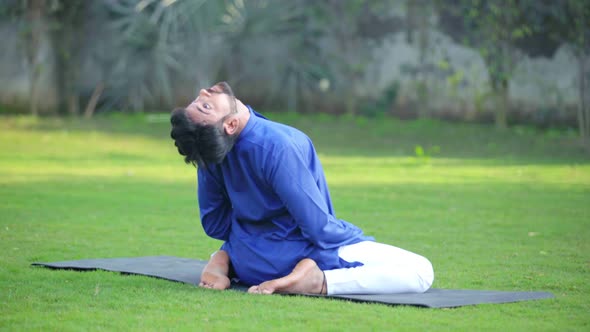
[1,113,589,331]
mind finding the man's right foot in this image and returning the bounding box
[247,258,326,295]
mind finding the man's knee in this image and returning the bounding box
[416,257,434,293]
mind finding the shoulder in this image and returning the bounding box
[239,114,312,155]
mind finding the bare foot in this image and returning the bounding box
[248,258,326,295]
[199,270,231,290]
[199,250,231,290]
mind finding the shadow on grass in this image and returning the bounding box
[1,113,589,165]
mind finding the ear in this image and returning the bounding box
[223,117,239,135]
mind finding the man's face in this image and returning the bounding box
[185,82,235,126]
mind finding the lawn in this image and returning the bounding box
[1,113,589,331]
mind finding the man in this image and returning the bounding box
[170,82,433,295]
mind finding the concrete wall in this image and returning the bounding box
[369,28,580,120]
[0,11,583,123]
[0,23,58,112]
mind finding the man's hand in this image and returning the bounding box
[199,250,231,290]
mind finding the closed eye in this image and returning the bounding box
[196,106,209,114]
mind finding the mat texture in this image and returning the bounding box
[32,256,554,308]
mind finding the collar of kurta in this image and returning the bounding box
[236,105,267,143]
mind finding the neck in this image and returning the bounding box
[233,99,251,137]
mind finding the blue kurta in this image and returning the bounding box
[197,107,373,285]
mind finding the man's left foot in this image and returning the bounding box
[199,250,231,290]
[199,270,231,290]
[247,258,326,295]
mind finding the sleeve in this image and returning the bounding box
[197,166,232,241]
[266,146,363,249]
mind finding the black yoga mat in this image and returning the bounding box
[32,256,554,308]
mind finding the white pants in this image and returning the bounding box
[324,241,434,295]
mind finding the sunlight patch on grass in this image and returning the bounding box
[0,165,194,184]
[322,155,590,186]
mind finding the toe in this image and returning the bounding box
[259,286,274,295]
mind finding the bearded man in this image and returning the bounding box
[170,82,433,295]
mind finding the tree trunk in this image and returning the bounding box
[345,94,356,116]
[50,3,85,116]
[68,93,79,115]
[417,0,430,118]
[405,0,416,44]
[29,65,40,117]
[52,28,67,115]
[26,0,45,116]
[495,79,509,130]
[287,73,297,113]
[578,53,590,143]
[84,82,105,118]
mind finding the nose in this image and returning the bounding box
[199,88,211,97]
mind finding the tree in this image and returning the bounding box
[308,0,399,115]
[47,0,88,115]
[216,0,319,112]
[560,0,590,144]
[440,0,534,129]
[519,0,590,143]
[406,0,434,118]
[2,0,94,115]
[98,0,227,111]
[22,0,46,116]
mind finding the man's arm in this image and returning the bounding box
[266,146,364,249]
[198,166,232,241]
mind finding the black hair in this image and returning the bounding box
[170,108,237,167]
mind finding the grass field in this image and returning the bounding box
[1,113,589,331]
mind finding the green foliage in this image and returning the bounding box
[219,0,329,112]
[545,0,590,55]
[414,144,440,165]
[442,0,540,128]
[100,0,227,111]
[0,0,588,131]
[466,0,531,82]
[446,70,464,92]
[307,0,396,115]
[545,0,590,141]
[359,80,400,118]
